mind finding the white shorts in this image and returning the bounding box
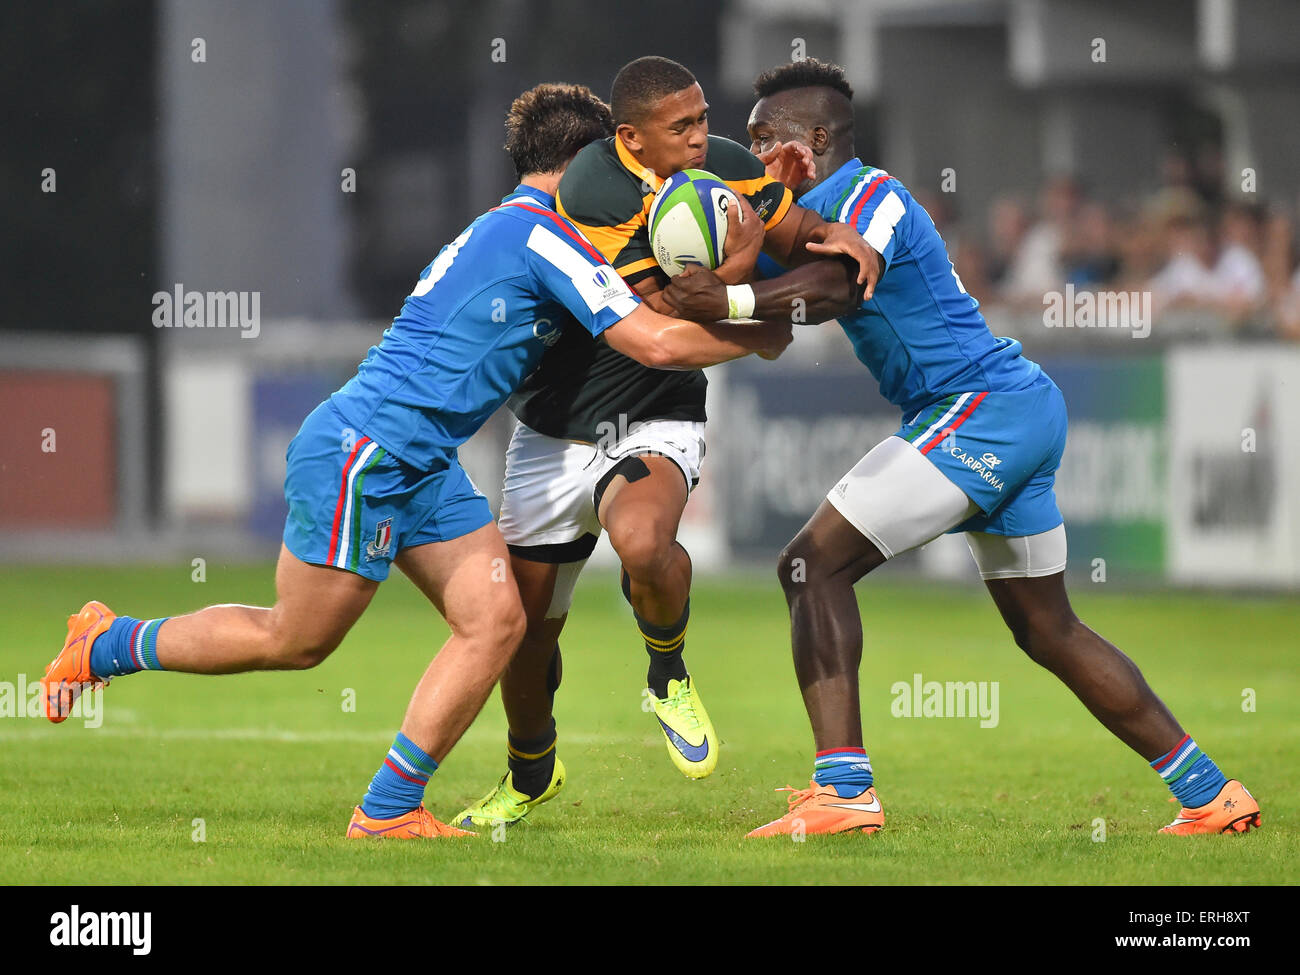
[498,419,706,616]
[826,435,1067,579]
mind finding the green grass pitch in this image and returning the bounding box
[0,564,1294,885]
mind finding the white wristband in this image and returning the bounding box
[725,284,756,320]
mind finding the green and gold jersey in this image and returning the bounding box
[506,134,793,442]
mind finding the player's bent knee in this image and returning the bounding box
[262,605,349,670]
[275,634,343,670]
[608,520,674,580]
[776,541,817,596]
[470,594,527,655]
[1010,613,1081,667]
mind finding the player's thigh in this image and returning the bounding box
[509,552,583,640]
[499,421,603,618]
[271,543,379,651]
[781,500,889,586]
[596,454,689,555]
[821,434,978,563]
[595,419,704,546]
[394,521,525,644]
[498,421,603,554]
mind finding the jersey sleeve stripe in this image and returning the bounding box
[527,224,606,279]
[829,167,871,217]
[724,175,771,196]
[846,171,893,229]
[507,201,608,265]
[617,256,661,278]
[863,190,906,254]
[766,187,794,231]
[835,169,880,223]
[526,224,636,321]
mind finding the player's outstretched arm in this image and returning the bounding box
[762,205,883,297]
[664,262,860,325]
[602,302,791,370]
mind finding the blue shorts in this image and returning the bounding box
[896,379,1068,537]
[282,402,493,581]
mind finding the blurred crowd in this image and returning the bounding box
[921,148,1300,341]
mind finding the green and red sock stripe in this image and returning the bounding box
[812,746,874,797]
[361,731,439,819]
[89,615,170,677]
[1151,734,1228,808]
[129,619,166,670]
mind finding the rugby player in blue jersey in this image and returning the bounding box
[39,83,794,839]
[664,59,1260,837]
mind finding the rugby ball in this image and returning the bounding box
[648,169,741,277]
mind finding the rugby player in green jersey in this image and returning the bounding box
[455,57,876,828]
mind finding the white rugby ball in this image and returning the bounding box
[647,168,741,277]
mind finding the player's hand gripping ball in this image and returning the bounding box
[648,169,742,277]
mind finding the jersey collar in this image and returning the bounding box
[797,157,864,210]
[614,136,663,191]
[501,184,555,210]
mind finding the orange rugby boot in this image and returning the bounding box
[41,600,115,723]
[746,780,884,838]
[1159,780,1260,835]
[346,804,478,839]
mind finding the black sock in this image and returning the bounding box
[507,717,557,800]
[638,599,690,699]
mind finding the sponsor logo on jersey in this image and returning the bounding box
[949,446,1006,493]
[365,518,394,562]
[533,317,560,347]
[592,267,626,304]
[980,452,1002,467]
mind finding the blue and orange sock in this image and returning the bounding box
[360,732,438,819]
[1151,734,1227,809]
[812,747,873,798]
[89,617,170,678]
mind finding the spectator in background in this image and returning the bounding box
[1145,188,1216,315]
[1276,267,1300,341]
[1060,201,1120,288]
[1268,196,1300,341]
[915,189,991,304]
[1000,174,1082,307]
[1208,201,1267,327]
[983,194,1029,292]
[1112,199,1165,286]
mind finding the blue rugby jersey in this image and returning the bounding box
[329,187,639,468]
[763,159,1043,418]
